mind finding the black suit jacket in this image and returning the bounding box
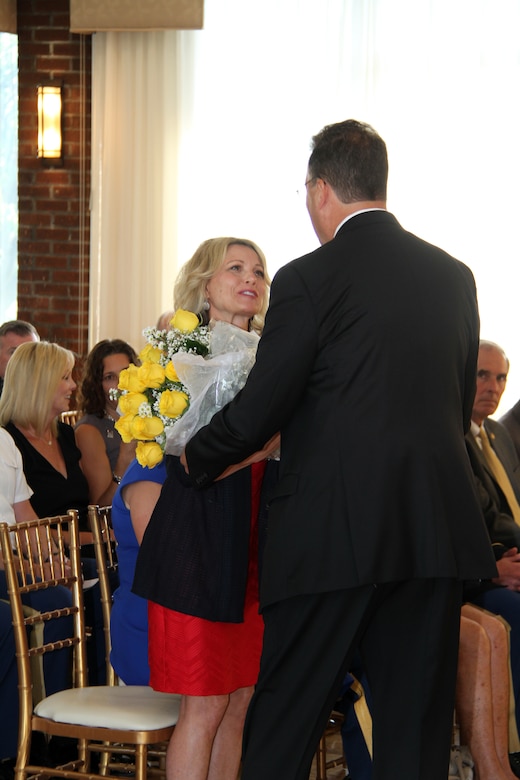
[500,400,520,464]
[186,211,497,608]
[465,419,520,553]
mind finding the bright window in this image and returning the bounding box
[0,31,18,322]
[90,1,520,414]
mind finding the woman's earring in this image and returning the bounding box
[202,300,210,311]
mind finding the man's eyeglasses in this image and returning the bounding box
[296,176,317,198]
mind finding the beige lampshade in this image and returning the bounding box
[0,0,16,33]
[70,0,204,32]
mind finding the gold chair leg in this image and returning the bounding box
[135,744,147,780]
[315,733,328,780]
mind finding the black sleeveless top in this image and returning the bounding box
[4,421,90,530]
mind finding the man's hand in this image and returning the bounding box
[494,547,520,590]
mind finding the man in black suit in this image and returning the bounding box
[464,340,520,764]
[466,340,520,536]
[182,120,497,780]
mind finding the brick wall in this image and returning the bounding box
[17,0,91,362]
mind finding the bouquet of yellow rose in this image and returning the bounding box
[112,310,210,468]
[112,309,259,467]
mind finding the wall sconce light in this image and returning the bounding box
[37,83,63,162]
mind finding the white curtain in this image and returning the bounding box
[90,0,520,411]
[90,30,186,351]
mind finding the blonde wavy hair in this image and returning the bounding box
[174,237,271,335]
[0,341,75,437]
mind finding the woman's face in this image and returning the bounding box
[51,367,76,418]
[205,244,266,330]
[102,353,132,412]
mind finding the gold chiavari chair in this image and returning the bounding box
[0,510,180,780]
[88,504,170,776]
[60,410,78,427]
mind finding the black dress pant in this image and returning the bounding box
[241,578,462,780]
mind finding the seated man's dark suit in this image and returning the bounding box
[501,400,520,464]
[465,419,520,734]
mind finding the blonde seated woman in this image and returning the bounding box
[457,603,520,780]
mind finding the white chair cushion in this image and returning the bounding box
[34,685,181,730]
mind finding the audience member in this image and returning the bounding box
[75,339,139,505]
[463,340,520,772]
[110,458,166,685]
[0,341,105,685]
[501,399,520,464]
[0,320,39,397]
[339,606,520,780]
[156,310,175,331]
[0,342,89,528]
[0,426,73,775]
[457,603,520,780]
[0,602,18,777]
[133,237,279,780]
[182,120,497,780]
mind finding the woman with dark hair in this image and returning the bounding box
[75,339,139,506]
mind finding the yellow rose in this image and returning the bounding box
[158,389,189,419]
[165,361,180,382]
[119,392,148,416]
[131,415,164,440]
[115,413,136,443]
[171,309,199,333]
[139,343,163,364]
[118,364,146,393]
[136,441,164,468]
[138,361,165,389]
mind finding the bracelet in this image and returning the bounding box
[112,472,122,485]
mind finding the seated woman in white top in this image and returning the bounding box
[0,428,72,696]
[0,426,35,526]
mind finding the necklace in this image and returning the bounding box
[26,430,53,446]
[104,410,117,423]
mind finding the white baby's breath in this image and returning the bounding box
[111,312,257,467]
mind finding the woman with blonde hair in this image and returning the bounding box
[0,340,106,688]
[172,236,269,335]
[133,237,279,780]
[0,341,89,527]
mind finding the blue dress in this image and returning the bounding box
[110,458,167,685]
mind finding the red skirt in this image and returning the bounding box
[148,462,265,696]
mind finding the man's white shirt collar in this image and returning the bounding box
[334,208,386,237]
[470,420,481,438]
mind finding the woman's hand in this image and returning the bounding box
[181,433,280,480]
[76,423,136,505]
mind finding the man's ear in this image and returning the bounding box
[314,177,329,209]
